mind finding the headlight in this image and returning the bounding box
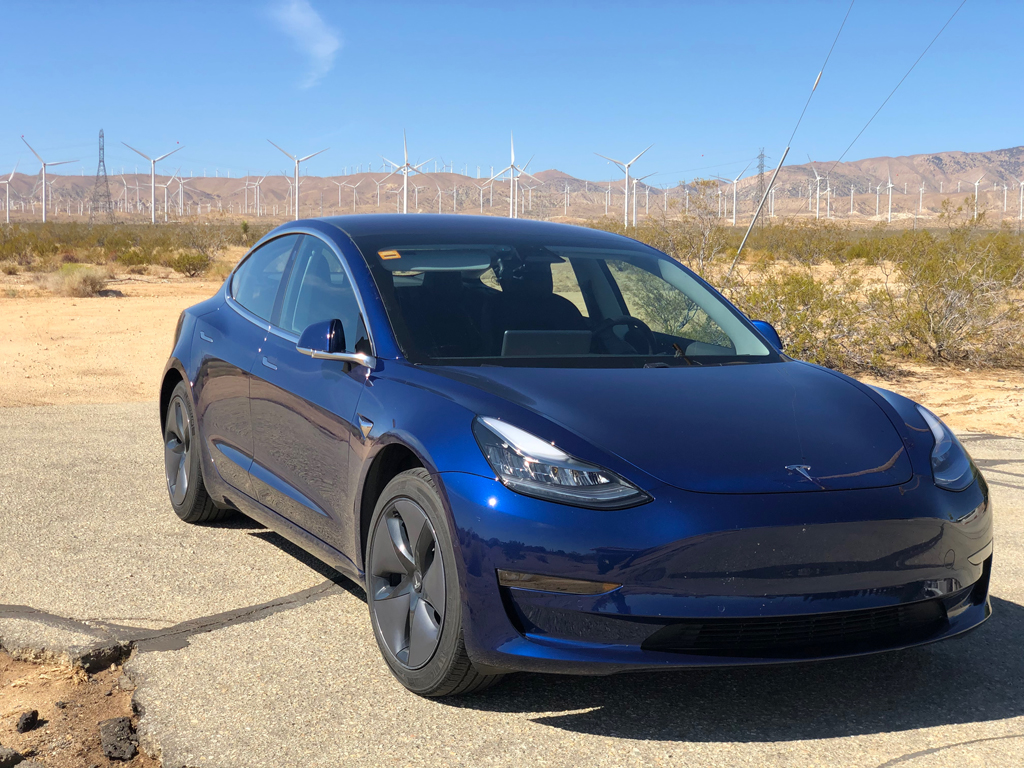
[916,405,976,491]
[472,417,651,509]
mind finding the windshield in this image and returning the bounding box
[352,234,776,367]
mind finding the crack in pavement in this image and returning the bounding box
[874,733,1024,767]
[0,579,343,666]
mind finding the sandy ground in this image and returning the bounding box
[0,652,156,767]
[0,268,1021,437]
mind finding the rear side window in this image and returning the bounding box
[232,235,299,321]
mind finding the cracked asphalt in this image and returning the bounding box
[1,402,1023,768]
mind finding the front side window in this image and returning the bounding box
[278,235,369,352]
[231,235,299,321]
[350,234,775,367]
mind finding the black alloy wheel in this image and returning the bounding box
[366,468,504,696]
[163,381,229,524]
[369,496,447,669]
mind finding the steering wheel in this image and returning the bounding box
[591,316,658,355]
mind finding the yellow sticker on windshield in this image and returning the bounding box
[378,249,401,260]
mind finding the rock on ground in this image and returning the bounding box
[99,716,138,761]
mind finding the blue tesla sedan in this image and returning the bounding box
[161,215,992,696]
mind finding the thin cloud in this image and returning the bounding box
[270,0,341,89]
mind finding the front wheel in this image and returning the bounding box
[163,381,231,524]
[366,468,503,696]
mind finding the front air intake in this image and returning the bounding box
[641,597,949,658]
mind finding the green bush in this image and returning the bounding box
[169,252,212,277]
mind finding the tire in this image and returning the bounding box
[365,468,503,696]
[163,381,231,524]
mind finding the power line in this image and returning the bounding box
[826,0,968,176]
[787,0,856,146]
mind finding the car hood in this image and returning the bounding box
[429,361,912,494]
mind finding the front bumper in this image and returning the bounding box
[438,470,992,675]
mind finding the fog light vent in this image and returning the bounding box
[497,569,620,595]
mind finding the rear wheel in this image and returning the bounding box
[366,468,503,696]
[163,381,231,524]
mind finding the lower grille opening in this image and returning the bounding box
[641,598,948,658]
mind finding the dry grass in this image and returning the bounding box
[41,265,113,297]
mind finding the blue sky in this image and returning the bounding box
[1,0,1020,187]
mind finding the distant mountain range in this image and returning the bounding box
[3,146,1022,218]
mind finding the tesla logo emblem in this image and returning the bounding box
[786,465,815,482]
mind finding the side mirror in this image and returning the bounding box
[750,320,783,353]
[296,319,375,367]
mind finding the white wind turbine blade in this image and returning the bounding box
[122,143,151,161]
[733,160,753,184]
[595,152,626,170]
[412,159,433,171]
[8,161,19,181]
[21,137,44,163]
[627,144,654,166]
[381,156,400,169]
[268,140,295,160]
[976,173,985,184]
[403,130,408,164]
[487,166,513,184]
[47,159,77,167]
[299,148,328,163]
[155,146,184,163]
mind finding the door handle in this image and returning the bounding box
[199,331,213,343]
[262,357,278,371]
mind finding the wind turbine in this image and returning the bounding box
[729,161,752,226]
[595,144,652,228]
[251,174,267,217]
[631,173,655,226]
[177,175,192,217]
[268,140,328,221]
[808,157,822,220]
[967,173,985,220]
[487,132,537,219]
[0,163,18,224]
[472,182,488,214]
[21,137,77,223]
[342,179,363,213]
[122,142,183,224]
[156,169,179,223]
[381,131,431,214]
[886,168,894,224]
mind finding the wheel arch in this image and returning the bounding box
[159,360,189,431]
[357,440,427,570]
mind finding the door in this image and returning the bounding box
[249,234,372,556]
[194,234,300,497]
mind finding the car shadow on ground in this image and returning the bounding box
[247,528,366,600]
[236,515,1021,742]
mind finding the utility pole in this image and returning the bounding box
[755,148,767,228]
[89,129,114,222]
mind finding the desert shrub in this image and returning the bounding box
[126,264,149,275]
[116,248,155,268]
[43,264,112,297]
[728,263,889,373]
[206,260,234,280]
[169,251,212,277]
[1,261,18,275]
[865,201,1024,364]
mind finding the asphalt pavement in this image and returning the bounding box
[1,402,1022,768]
